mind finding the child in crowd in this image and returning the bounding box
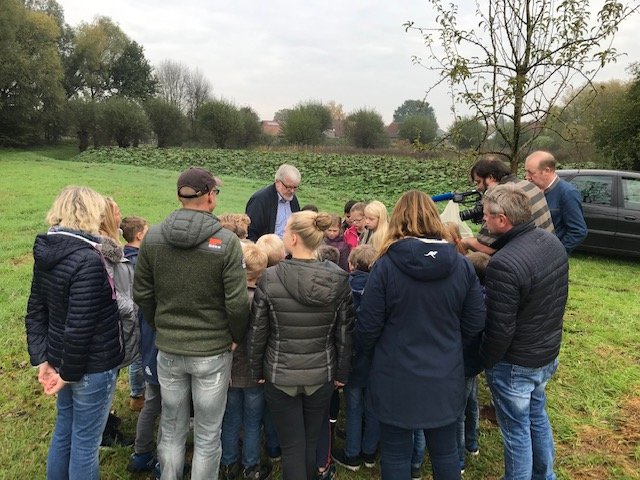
[255,234,286,267]
[301,204,319,212]
[221,244,272,480]
[344,202,367,249]
[219,213,252,240]
[317,244,340,265]
[120,216,161,473]
[99,199,137,448]
[456,251,491,474]
[444,221,468,255]
[332,244,379,472]
[363,200,389,251]
[341,200,358,231]
[253,234,285,462]
[323,214,350,271]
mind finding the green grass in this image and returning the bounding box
[1,147,639,480]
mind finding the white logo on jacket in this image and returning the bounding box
[424,251,438,259]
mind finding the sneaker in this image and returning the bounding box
[221,462,240,480]
[362,450,377,468]
[316,464,336,480]
[127,451,156,472]
[243,463,273,480]
[465,447,480,456]
[331,448,362,472]
[100,429,134,448]
[411,467,422,480]
[130,394,145,412]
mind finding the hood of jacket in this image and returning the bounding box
[386,237,457,281]
[33,229,100,271]
[99,236,124,263]
[161,208,222,249]
[276,259,348,307]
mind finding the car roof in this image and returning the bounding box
[558,169,640,178]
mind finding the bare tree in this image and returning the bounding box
[406,0,638,170]
[184,68,212,134]
[155,59,189,111]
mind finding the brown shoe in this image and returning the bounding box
[130,394,145,412]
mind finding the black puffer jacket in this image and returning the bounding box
[248,259,355,386]
[25,230,124,382]
[481,221,568,368]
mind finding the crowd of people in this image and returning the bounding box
[25,150,586,480]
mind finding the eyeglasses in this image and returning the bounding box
[278,180,299,191]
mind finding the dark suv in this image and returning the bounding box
[556,169,640,257]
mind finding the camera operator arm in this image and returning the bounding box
[461,237,496,255]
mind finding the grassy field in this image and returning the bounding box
[0,147,639,479]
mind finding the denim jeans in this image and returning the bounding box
[411,429,426,470]
[221,386,265,468]
[129,354,145,397]
[456,376,479,467]
[485,358,559,480]
[46,368,118,480]
[344,385,380,457]
[379,421,460,480]
[135,382,162,454]
[265,382,334,480]
[157,350,232,480]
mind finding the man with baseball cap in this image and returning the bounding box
[134,166,249,480]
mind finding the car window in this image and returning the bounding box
[622,177,640,210]
[569,175,613,206]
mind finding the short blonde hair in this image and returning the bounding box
[46,186,106,235]
[256,234,286,267]
[287,211,332,250]
[219,213,251,239]
[243,244,268,281]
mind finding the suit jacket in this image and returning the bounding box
[245,183,300,241]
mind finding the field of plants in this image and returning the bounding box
[0,146,638,480]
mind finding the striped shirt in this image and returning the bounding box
[477,175,555,247]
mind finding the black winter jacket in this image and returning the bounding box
[25,230,124,382]
[247,259,355,386]
[481,221,568,368]
[245,183,300,241]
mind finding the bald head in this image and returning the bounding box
[524,151,557,190]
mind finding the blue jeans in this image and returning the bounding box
[157,350,232,480]
[411,429,426,470]
[379,421,460,480]
[456,376,479,466]
[129,354,145,397]
[344,385,380,457]
[221,386,265,468]
[46,368,118,480]
[485,358,559,480]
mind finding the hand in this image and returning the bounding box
[257,379,266,384]
[43,375,67,395]
[38,362,58,391]
[334,380,345,389]
[230,342,238,352]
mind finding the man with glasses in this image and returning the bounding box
[133,167,249,480]
[461,156,554,255]
[480,184,568,480]
[245,164,301,242]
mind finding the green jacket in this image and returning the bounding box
[133,208,249,356]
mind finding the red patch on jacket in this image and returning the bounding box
[208,238,222,250]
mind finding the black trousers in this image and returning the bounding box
[265,382,334,480]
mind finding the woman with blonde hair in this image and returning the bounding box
[25,186,124,479]
[355,190,485,480]
[248,210,355,480]
[363,200,389,252]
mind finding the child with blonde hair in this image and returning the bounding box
[221,244,272,480]
[344,202,367,249]
[256,234,286,267]
[444,221,468,255]
[219,213,251,240]
[363,200,389,252]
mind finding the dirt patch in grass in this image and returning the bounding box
[561,393,640,479]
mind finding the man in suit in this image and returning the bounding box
[245,164,301,242]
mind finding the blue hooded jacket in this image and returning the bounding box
[356,237,485,429]
[124,245,158,385]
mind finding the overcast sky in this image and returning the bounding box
[56,0,639,128]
